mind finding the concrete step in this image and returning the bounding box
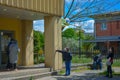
[0,68,54,80]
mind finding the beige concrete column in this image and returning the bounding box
[21,20,34,66]
[44,16,62,70]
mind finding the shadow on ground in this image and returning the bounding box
[53,72,120,80]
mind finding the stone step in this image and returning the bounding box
[0,68,54,80]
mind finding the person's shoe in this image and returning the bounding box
[63,74,70,76]
[63,74,67,76]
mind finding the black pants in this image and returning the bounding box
[107,65,112,76]
[13,63,17,69]
[6,55,11,69]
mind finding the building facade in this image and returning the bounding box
[92,12,120,55]
[0,0,64,70]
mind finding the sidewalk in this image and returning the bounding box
[36,67,120,80]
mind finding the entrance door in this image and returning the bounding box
[0,31,14,69]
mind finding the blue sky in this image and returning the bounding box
[33,20,44,32]
[33,0,120,33]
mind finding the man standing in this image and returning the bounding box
[56,47,72,76]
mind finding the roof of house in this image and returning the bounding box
[90,11,120,19]
[84,36,120,42]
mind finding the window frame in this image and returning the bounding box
[101,22,107,30]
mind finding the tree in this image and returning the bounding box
[82,34,95,52]
[62,0,120,30]
[34,30,44,53]
[62,37,79,51]
[62,28,77,39]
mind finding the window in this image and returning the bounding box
[101,22,107,30]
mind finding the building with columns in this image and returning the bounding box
[0,0,64,70]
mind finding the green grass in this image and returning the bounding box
[99,70,120,76]
[59,66,88,75]
[72,66,89,72]
[113,60,120,67]
[59,69,65,75]
[72,55,92,63]
[72,55,120,67]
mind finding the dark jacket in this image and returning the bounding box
[7,41,12,55]
[56,50,72,61]
[107,52,114,64]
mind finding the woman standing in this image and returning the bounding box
[106,47,114,78]
[9,39,19,71]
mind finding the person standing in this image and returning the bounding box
[97,54,103,70]
[105,47,114,78]
[9,39,19,71]
[56,47,72,76]
[6,39,13,69]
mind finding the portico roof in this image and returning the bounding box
[0,5,48,20]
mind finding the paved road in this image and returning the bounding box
[36,68,120,80]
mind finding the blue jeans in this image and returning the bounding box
[65,61,71,75]
[99,62,102,70]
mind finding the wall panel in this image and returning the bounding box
[0,0,64,16]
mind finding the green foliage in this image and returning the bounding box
[29,76,34,80]
[82,34,95,52]
[62,27,95,53]
[62,37,78,50]
[34,30,44,53]
[76,30,85,40]
[61,18,69,28]
[34,54,45,64]
[62,28,77,39]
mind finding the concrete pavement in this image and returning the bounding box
[36,67,120,80]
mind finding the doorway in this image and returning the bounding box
[0,30,14,69]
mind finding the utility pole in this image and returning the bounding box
[75,23,81,58]
[78,27,81,58]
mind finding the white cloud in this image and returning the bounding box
[33,19,94,33]
[83,20,94,33]
[33,20,44,32]
[64,20,94,33]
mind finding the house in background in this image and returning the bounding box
[91,12,120,55]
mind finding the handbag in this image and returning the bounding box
[106,59,111,66]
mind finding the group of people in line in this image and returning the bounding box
[6,38,19,71]
[56,47,114,78]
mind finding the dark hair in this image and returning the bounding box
[10,38,14,41]
[66,47,69,52]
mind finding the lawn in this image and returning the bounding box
[72,55,120,67]
[72,55,92,63]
